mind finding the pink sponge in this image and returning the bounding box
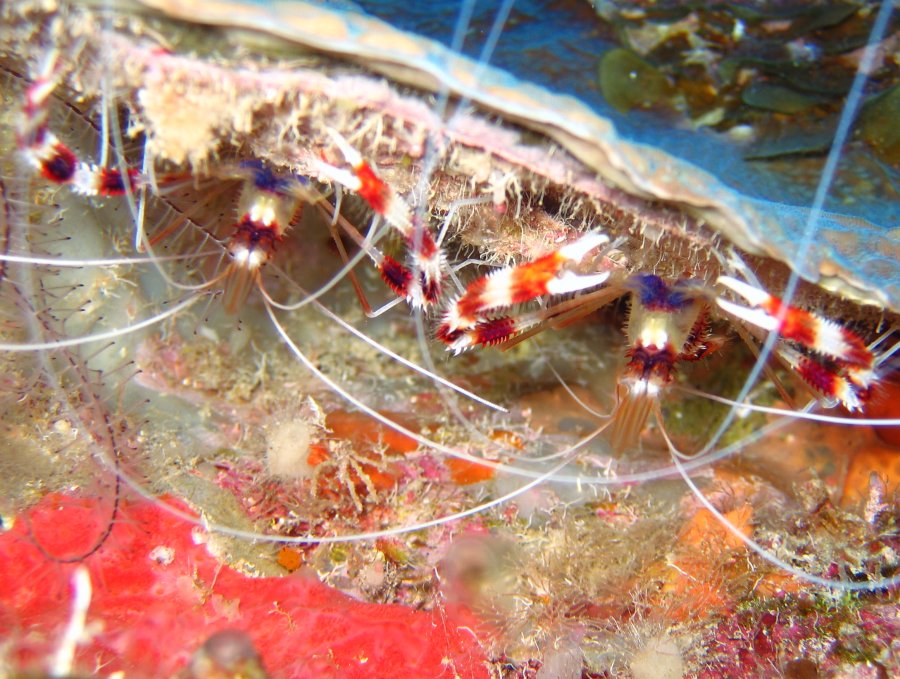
[0,493,488,678]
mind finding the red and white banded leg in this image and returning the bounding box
[18,51,141,197]
[774,346,873,411]
[314,128,443,308]
[437,233,611,353]
[716,275,877,409]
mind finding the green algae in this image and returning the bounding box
[859,84,900,164]
[598,48,674,113]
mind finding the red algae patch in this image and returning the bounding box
[868,377,900,448]
[445,457,497,486]
[325,410,420,456]
[0,493,488,678]
[841,443,900,509]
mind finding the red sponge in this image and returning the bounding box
[0,493,488,678]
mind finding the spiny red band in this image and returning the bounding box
[762,297,816,348]
[624,343,678,384]
[508,252,565,303]
[354,162,389,215]
[380,256,412,298]
[796,356,837,399]
[470,317,518,347]
[97,167,140,196]
[418,271,441,306]
[839,327,875,368]
[40,143,77,184]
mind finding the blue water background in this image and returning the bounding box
[347,0,896,229]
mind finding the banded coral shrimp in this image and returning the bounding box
[0,6,592,673]
[0,2,517,539]
[2,0,900,677]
